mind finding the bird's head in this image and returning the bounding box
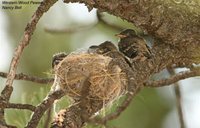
[52,52,68,68]
[98,41,117,52]
[115,29,136,39]
[89,41,117,54]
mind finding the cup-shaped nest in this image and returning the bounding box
[54,52,128,103]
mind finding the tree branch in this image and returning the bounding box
[0,102,36,111]
[44,107,52,128]
[26,90,65,128]
[168,68,185,128]
[44,9,124,34]
[0,0,58,126]
[0,124,17,128]
[0,72,53,84]
[145,67,200,87]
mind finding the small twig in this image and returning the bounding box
[168,68,185,128]
[44,107,52,128]
[88,91,138,125]
[44,24,95,34]
[0,72,53,84]
[96,10,125,31]
[44,10,125,34]
[0,102,36,111]
[145,68,200,87]
[0,124,17,128]
[174,85,185,128]
[26,90,65,128]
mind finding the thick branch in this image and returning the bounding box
[0,72,53,84]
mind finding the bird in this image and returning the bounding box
[88,41,118,54]
[52,52,68,68]
[116,29,152,61]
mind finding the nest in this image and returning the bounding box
[54,52,128,103]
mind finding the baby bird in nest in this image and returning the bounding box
[52,52,68,68]
[116,29,152,61]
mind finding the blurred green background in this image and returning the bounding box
[0,0,200,128]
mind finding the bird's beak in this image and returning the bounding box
[115,34,127,38]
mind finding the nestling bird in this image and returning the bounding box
[88,41,118,54]
[52,52,68,68]
[116,29,152,61]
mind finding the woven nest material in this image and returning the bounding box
[54,52,128,103]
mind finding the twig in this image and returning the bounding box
[0,72,53,84]
[88,91,138,125]
[0,0,58,125]
[145,68,200,87]
[26,90,65,128]
[44,10,125,34]
[0,102,36,111]
[44,107,52,128]
[174,85,185,128]
[44,24,95,34]
[168,68,185,128]
[0,124,17,128]
[96,10,125,31]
